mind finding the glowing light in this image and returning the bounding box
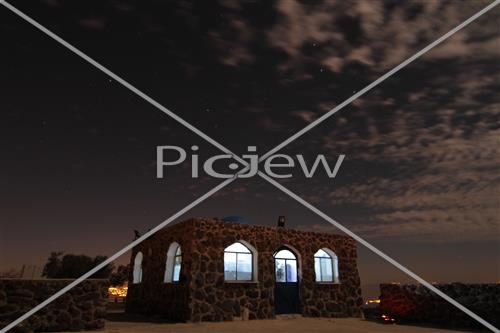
[108,283,128,297]
[364,299,381,305]
[381,314,396,323]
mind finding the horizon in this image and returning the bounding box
[2,215,498,300]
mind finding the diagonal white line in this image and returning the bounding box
[257,171,500,333]
[0,177,238,333]
[0,0,248,166]
[259,0,500,162]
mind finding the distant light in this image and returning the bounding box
[381,314,396,323]
[365,299,380,305]
[108,284,128,297]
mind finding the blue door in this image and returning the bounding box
[274,248,300,314]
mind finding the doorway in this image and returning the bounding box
[274,248,300,314]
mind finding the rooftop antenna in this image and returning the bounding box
[277,215,286,228]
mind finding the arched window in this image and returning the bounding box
[164,242,182,283]
[314,248,339,283]
[224,242,256,281]
[274,249,298,282]
[132,251,143,284]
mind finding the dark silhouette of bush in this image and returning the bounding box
[42,252,113,279]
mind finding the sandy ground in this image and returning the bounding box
[79,317,475,333]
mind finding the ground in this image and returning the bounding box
[70,317,478,333]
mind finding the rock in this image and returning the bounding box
[9,289,34,298]
[68,306,81,318]
[9,325,33,333]
[84,319,105,330]
[0,279,108,332]
[79,301,94,311]
[70,318,85,331]
[380,283,500,329]
[94,306,107,319]
[220,300,234,312]
[0,304,21,319]
[6,297,37,308]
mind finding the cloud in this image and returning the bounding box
[266,0,497,75]
[285,9,499,243]
[299,92,499,243]
[257,116,289,132]
[150,0,499,244]
[292,111,316,123]
[209,18,256,67]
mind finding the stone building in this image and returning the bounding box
[125,217,363,322]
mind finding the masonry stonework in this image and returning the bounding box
[380,283,500,329]
[0,279,107,333]
[126,218,363,322]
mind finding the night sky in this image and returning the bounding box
[1,0,499,299]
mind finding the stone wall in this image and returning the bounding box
[380,283,500,329]
[125,220,194,322]
[126,218,363,322]
[0,279,108,333]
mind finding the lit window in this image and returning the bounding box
[173,246,181,282]
[132,252,143,284]
[274,249,298,282]
[164,243,182,283]
[314,248,339,283]
[224,242,253,281]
